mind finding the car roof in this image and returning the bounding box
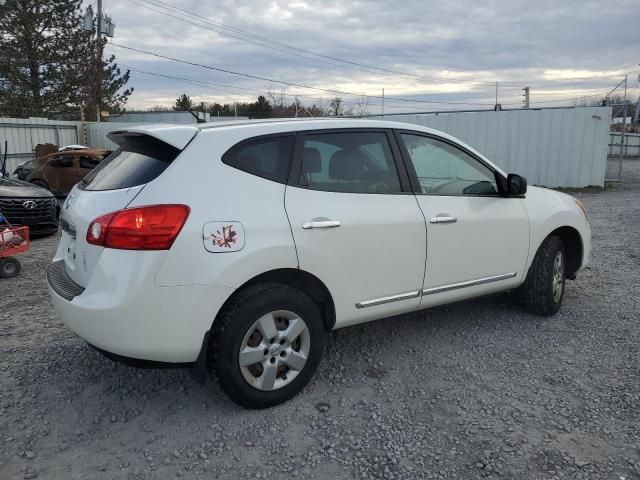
[110,119,447,149]
[38,148,108,160]
[104,119,506,176]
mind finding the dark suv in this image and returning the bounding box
[0,178,59,236]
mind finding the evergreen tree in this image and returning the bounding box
[0,0,132,118]
[174,93,194,111]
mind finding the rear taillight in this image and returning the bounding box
[86,205,190,250]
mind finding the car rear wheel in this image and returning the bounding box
[517,236,565,316]
[209,283,326,408]
[0,257,21,278]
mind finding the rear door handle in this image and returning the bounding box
[302,220,341,229]
[430,216,457,224]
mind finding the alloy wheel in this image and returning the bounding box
[552,251,564,303]
[238,310,311,391]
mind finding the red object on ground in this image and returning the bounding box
[0,226,30,258]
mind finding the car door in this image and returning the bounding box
[285,129,426,328]
[395,131,529,307]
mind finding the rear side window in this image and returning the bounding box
[222,135,294,183]
[79,135,180,191]
[299,132,401,194]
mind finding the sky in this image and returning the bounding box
[97,0,640,114]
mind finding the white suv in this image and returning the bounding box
[48,119,591,408]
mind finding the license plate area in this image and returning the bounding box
[60,217,76,238]
[59,219,78,275]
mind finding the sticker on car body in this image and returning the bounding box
[203,221,245,253]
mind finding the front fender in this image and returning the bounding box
[522,186,591,273]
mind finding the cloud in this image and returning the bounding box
[103,0,639,112]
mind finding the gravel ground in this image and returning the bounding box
[1,160,639,480]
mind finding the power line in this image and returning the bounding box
[126,0,499,87]
[529,88,617,105]
[121,64,619,113]
[122,65,488,111]
[125,0,635,90]
[111,42,498,106]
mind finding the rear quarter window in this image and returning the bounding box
[79,135,180,191]
[222,135,294,183]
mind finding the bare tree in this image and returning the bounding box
[148,104,172,111]
[267,88,287,110]
[327,97,344,116]
[352,96,370,117]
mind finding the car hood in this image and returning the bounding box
[0,178,54,198]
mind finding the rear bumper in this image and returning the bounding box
[47,253,235,363]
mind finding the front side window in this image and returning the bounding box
[223,135,294,183]
[299,132,401,194]
[400,134,498,196]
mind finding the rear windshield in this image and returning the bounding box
[79,134,180,191]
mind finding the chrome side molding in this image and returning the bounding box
[422,272,517,296]
[355,290,421,309]
[355,273,517,308]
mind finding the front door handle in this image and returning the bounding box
[302,220,341,229]
[430,216,457,224]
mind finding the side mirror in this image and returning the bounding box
[507,173,527,196]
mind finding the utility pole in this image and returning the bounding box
[522,87,530,109]
[95,0,103,122]
[82,2,115,122]
[619,74,627,180]
[493,81,502,111]
[381,88,385,118]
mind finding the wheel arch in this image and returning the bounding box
[535,226,583,280]
[215,268,336,332]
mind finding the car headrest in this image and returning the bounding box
[236,153,261,170]
[302,148,321,173]
[329,150,368,181]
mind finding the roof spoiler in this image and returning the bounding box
[107,124,199,150]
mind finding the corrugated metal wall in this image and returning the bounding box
[376,106,612,188]
[0,117,81,176]
[85,122,130,150]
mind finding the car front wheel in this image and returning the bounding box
[517,236,566,316]
[210,283,326,408]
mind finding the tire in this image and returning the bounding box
[0,257,21,278]
[517,236,566,316]
[209,282,326,408]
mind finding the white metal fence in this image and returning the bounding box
[2,108,615,188]
[0,117,82,176]
[375,106,612,188]
[609,132,640,158]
